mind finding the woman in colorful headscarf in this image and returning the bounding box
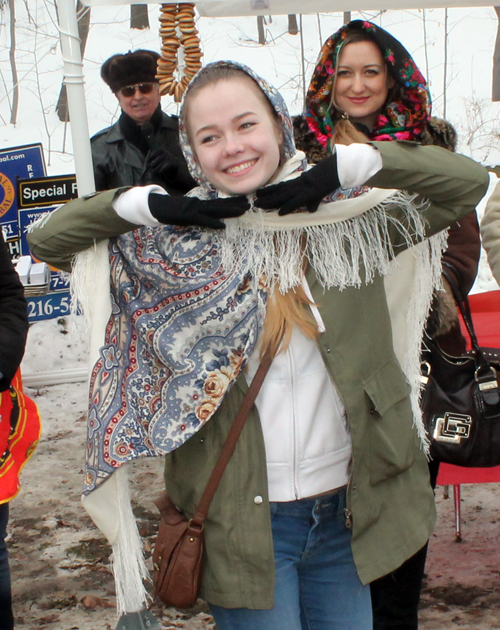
[304,20,432,147]
[294,20,482,630]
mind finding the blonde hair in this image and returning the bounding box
[259,236,320,359]
[330,118,370,146]
[260,284,320,359]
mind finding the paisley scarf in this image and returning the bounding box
[306,20,431,146]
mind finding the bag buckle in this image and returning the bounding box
[475,365,498,391]
[433,412,472,444]
[420,361,431,385]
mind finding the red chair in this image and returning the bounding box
[435,290,500,540]
[436,464,500,540]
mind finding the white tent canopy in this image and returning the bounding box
[81,0,495,13]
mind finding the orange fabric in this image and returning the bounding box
[0,370,41,504]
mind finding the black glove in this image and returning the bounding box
[149,193,250,230]
[255,153,340,215]
[147,148,179,177]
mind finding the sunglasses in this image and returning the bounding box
[119,83,155,97]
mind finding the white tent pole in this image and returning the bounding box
[56,0,96,196]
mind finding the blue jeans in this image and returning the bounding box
[0,503,13,630]
[210,489,372,630]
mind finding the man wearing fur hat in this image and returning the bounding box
[91,49,195,195]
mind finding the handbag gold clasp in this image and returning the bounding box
[433,412,472,444]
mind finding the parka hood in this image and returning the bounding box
[178,61,297,195]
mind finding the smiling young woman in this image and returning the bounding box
[184,76,283,195]
[304,21,430,148]
[27,60,489,630]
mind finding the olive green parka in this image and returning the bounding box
[27,141,489,609]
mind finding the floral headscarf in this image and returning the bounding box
[179,61,297,195]
[306,20,431,146]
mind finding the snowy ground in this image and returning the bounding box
[9,366,500,630]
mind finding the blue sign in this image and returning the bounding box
[18,205,72,323]
[26,293,72,321]
[0,144,46,243]
[0,145,77,322]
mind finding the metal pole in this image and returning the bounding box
[55,0,96,196]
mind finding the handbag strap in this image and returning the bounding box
[441,266,493,374]
[442,266,481,353]
[189,348,275,528]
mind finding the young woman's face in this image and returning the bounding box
[333,40,396,130]
[187,77,283,196]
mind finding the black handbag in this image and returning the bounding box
[421,273,500,467]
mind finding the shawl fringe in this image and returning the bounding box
[111,466,149,615]
[220,191,428,294]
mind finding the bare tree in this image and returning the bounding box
[316,13,323,48]
[442,8,448,119]
[299,15,306,108]
[8,0,18,124]
[462,95,500,164]
[257,16,266,44]
[130,4,149,30]
[288,15,298,35]
[422,9,430,85]
[493,7,500,101]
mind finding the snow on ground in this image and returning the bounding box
[11,308,500,629]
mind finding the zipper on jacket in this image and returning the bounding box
[344,507,353,529]
[286,345,300,500]
[320,343,354,530]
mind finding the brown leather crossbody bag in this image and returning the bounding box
[152,354,273,608]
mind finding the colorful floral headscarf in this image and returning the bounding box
[306,20,431,146]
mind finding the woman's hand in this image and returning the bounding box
[148,194,249,229]
[254,154,340,215]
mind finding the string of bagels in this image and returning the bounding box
[157,3,203,103]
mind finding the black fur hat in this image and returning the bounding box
[101,49,160,93]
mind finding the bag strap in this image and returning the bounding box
[442,266,481,352]
[441,266,494,375]
[189,349,275,528]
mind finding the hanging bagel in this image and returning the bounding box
[157,3,203,102]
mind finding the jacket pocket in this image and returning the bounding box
[363,359,416,486]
